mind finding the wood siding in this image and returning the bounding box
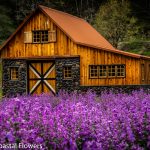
[140,59,150,84]
[1,10,150,85]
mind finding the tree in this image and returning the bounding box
[94,0,139,48]
[15,0,103,24]
[0,5,15,44]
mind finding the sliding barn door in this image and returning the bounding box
[27,61,56,95]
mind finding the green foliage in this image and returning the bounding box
[94,0,140,48]
[0,6,15,44]
[118,39,150,56]
[15,0,42,24]
[15,0,102,24]
[131,0,150,38]
[124,17,141,41]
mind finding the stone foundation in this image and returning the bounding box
[79,85,150,94]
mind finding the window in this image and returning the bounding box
[117,65,125,77]
[10,67,19,80]
[89,65,98,78]
[89,65,125,78]
[32,30,56,43]
[108,65,116,77]
[33,31,41,43]
[41,31,49,42]
[99,65,107,77]
[64,66,72,79]
[33,30,48,43]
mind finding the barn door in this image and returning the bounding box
[27,61,56,95]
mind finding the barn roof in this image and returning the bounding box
[0,5,150,59]
[39,5,115,51]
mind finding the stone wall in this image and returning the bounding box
[2,59,27,97]
[55,57,80,93]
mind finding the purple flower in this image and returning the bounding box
[36,137,44,143]
[0,90,149,149]
[6,132,15,142]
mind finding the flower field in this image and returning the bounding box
[0,90,149,150]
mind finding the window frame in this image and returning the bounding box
[99,65,107,78]
[10,67,19,81]
[63,66,72,79]
[32,30,56,44]
[89,65,99,78]
[116,65,125,77]
[108,65,116,77]
[32,30,49,44]
[89,64,126,79]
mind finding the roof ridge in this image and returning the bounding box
[38,5,87,23]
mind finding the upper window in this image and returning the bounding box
[89,65,125,78]
[24,30,56,44]
[33,30,48,43]
[64,66,72,79]
[10,67,19,80]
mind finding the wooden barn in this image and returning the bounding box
[0,5,150,96]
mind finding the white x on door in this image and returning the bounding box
[27,61,56,95]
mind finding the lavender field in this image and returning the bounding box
[0,90,149,150]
